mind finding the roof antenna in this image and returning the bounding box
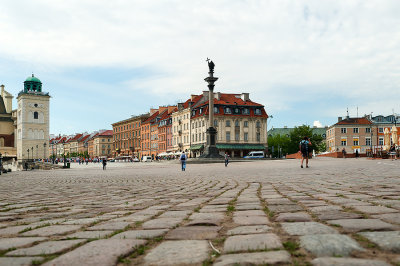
[346,107,349,119]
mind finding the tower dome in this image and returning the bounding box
[24,74,42,93]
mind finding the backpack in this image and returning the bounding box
[180,154,186,161]
[300,140,308,153]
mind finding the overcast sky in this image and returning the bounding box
[1,0,399,135]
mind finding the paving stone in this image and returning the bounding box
[42,239,146,266]
[189,212,225,221]
[311,257,390,266]
[235,203,262,210]
[0,237,46,250]
[359,231,400,252]
[112,229,168,239]
[233,210,265,216]
[327,219,395,232]
[227,225,272,235]
[300,234,364,256]
[265,198,293,205]
[233,215,269,225]
[158,210,190,218]
[268,204,304,213]
[61,218,102,225]
[372,213,400,224]
[7,240,85,255]
[309,205,343,213]
[87,221,131,231]
[282,222,338,236]
[0,225,30,236]
[144,240,209,265]
[352,205,398,214]
[317,211,363,221]
[21,225,81,236]
[112,214,151,222]
[214,250,291,266]
[165,226,220,240]
[66,230,113,239]
[223,233,282,253]
[0,257,44,266]
[275,212,312,222]
[142,218,183,229]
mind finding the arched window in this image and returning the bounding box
[34,112,39,119]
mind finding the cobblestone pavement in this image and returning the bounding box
[0,158,399,265]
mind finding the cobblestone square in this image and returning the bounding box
[0,158,399,265]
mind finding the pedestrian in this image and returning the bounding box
[224,152,229,167]
[355,149,359,158]
[389,144,397,161]
[299,136,312,168]
[342,148,346,159]
[179,151,187,171]
[85,158,88,165]
[102,159,107,170]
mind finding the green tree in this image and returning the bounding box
[288,125,324,154]
[268,134,291,158]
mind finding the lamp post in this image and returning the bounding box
[43,142,47,161]
[27,149,30,161]
[63,141,66,168]
[36,145,38,160]
[31,147,33,162]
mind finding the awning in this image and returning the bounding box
[189,144,204,150]
[216,144,266,150]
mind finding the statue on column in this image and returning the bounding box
[206,58,215,73]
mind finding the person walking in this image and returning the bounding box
[299,136,312,168]
[224,152,229,167]
[102,159,107,170]
[179,151,187,171]
[342,148,346,159]
[389,144,397,160]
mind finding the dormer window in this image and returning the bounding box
[199,108,203,114]
[224,107,232,114]
[234,108,240,114]
[192,110,196,116]
[255,109,261,115]
[243,108,250,115]
[214,107,219,114]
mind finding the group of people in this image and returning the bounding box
[178,151,231,171]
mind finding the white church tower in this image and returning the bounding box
[17,74,50,160]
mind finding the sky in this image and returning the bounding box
[1,0,400,135]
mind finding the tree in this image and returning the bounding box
[288,125,324,154]
[268,134,291,158]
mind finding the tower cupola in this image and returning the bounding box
[23,74,42,93]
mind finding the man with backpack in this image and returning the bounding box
[299,136,312,168]
[179,151,187,171]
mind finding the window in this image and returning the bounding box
[199,108,203,114]
[224,107,232,114]
[214,107,219,114]
[214,120,218,127]
[255,109,261,115]
[244,121,248,127]
[243,108,250,115]
[365,128,371,133]
[226,132,231,141]
[366,138,371,146]
[192,110,196,116]
[353,128,359,133]
[379,137,384,145]
[256,121,261,128]
[353,139,359,146]
[341,140,347,146]
[235,132,239,141]
[226,120,231,127]
[33,112,38,119]
[234,108,240,114]
[235,120,239,127]
[256,132,261,141]
[341,128,347,134]
[244,132,248,141]
[202,120,205,127]
[379,127,384,133]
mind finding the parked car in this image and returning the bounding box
[142,156,152,162]
[244,151,265,159]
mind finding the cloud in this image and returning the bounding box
[1,0,400,133]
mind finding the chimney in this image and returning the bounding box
[338,117,342,122]
[168,106,176,113]
[159,106,167,113]
[241,93,249,101]
[215,92,221,100]
[0,84,4,98]
[177,103,184,111]
[203,91,208,97]
[150,108,158,115]
[191,94,197,101]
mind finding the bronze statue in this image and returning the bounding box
[206,58,215,73]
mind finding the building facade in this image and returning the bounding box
[16,75,50,160]
[112,114,148,158]
[0,84,16,158]
[93,130,113,158]
[189,92,268,158]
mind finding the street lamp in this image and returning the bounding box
[43,142,47,161]
[36,145,38,160]
[31,147,33,161]
[63,140,66,168]
[27,149,30,161]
